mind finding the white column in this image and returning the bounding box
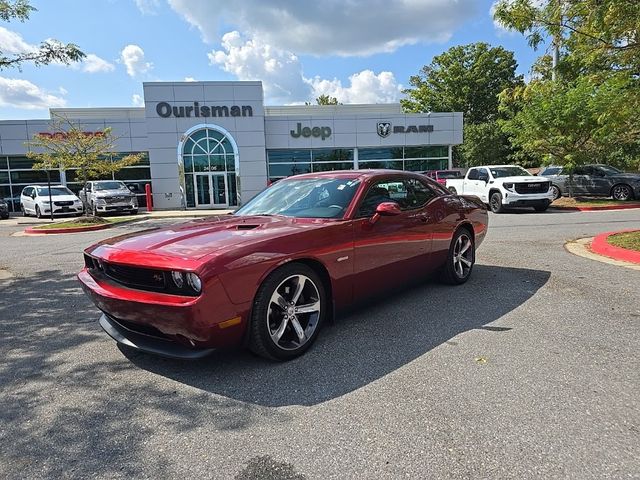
[353,147,359,170]
[448,145,453,170]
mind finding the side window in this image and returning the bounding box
[467,169,479,180]
[22,187,32,197]
[573,167,586,175]
[356,180,394,218]
[401,178,436,209]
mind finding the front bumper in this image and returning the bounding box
[78,268,248,353]
[99,313,215,359]
[502,191,554,206]
[42,205,83,215]
[95,203,137,213]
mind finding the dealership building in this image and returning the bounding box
[0,81,463,210]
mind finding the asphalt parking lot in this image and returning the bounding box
[0,209,638,479]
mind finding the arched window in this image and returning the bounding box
[180,127,238,208]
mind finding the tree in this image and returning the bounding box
[493,0,640,75]
[402,42,524,166]
[0,0,84,70]
[305,94,341,106]
[26,116,143,216]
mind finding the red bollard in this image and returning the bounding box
[145,183,153,212]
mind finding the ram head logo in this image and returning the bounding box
[377,122,391,138]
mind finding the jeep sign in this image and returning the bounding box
[290,122,332,140]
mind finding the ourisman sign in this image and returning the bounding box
[156,101,253,118]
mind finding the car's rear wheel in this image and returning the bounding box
[249,263,326,361]
[550,185,561,201]
[441,228,475,285]
[489,192,505,213]
[35,205,42,219]
[21,205,27,217]
[611,184,634,201]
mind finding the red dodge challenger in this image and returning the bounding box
[78,170,488,361]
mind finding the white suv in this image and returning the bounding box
[20,185,84,218]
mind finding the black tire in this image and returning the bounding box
[534,204,549,212]
[489,192,505,213]
[131,209,138,215]
[611,183,634,201]
[0,213,8,220]
[448,187,458,195]
[550,185,561,201]
[21,205,28,217]
[249,263,327,361]
[441,227,475,285]
[35,205,42,219]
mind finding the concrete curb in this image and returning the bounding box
[24,223,112,234]
[551,203,640,211]
[590,230,640,264]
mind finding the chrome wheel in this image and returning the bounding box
[453,233,473,279]
[612,184,633,201]
[550,185,561,200]
[267,274,321,351]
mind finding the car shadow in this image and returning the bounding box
[124,264,551,407]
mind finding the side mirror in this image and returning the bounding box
[370,202,401,225]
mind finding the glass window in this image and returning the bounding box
[540,167,562,176]
[311,149,353,162]
[8,156,36,169]
[184,174,195,208]
[312,162,354,172]
[225,154,235,172]
[0,157,7,170]
[191,154,209,172]
[227,173,237,207]
[404,146,448,158]
[467,169,479,180]
[11,170,61,184]
[267,149,312,164]
[402,178,436,209]
[0,171,8,183]
[359,160,403,170]
[356,180,395,217]
[114,167,151,181]
[358,148,403,160]
[489,166,530,178]
[94,181,127,190]
[404,159,448,172]
[268,163,311,177]
[35,186,74,196]
[0,185,11,201]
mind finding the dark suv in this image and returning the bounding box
[540,165,640,201]
[0,198,9,219]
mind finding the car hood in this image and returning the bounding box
[47,195,80,202]
[87,215,330,266]
[93,189,133,197]
[496,176,548,183]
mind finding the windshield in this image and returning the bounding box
[95,181,127,190]
[597,165,622,175]
[36,186,74,196]
[437,171,461,179]
[541,167,562,176]
[235,177,361,219]
[490,166,531,178]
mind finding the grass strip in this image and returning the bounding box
[607,231,640,252]
[32,216,138,230]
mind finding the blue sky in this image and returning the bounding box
[0,0,547,120]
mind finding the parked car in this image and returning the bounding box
[79,170,488,361]
[540,164,640,201]
[423,170,463,185]
[0,198,9,219]
[20,185,84,218]
[78,180,138,215]
[446,165,554,213]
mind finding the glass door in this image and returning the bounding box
[194,173,228,208]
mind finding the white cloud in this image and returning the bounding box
[120,44,153,77]
[132,94,144,106]
[308,70,402,104]
[81,53,115,73]
[0,26,36,54]
[184,76,196,82]
[134,0,160,15]
[208,31,402,104]
[0,77,66,109]
[169,0,476,56]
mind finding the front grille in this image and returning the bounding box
[105,196,129,204]
[103,262,166,290]
[514,181,550,194]
[54,201,74,206]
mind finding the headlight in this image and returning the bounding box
[503,183,514,191]
[170,271,202,294]
[41,200,51,204]
[186,273,202,293]
[95,198,106,205]
[131,196,138,205]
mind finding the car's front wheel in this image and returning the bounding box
[249,263,326,361]
[489,192,505,213]
[550,185,561,201]
[441,228,475,285]
[611,184,634,201]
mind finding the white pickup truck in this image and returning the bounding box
[446,165,554,213]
